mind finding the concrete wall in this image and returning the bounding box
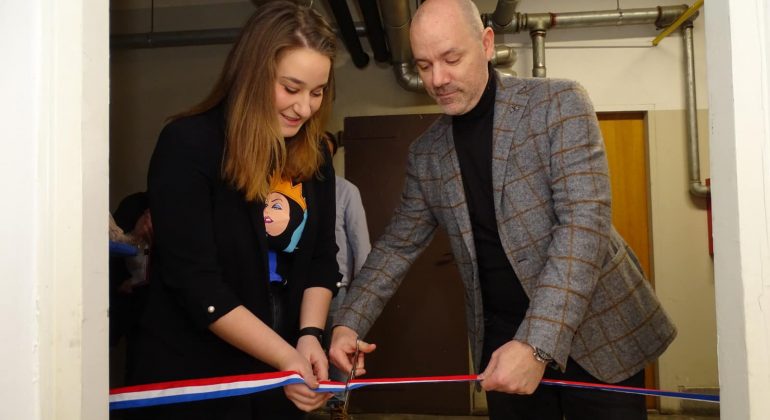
[109,0,716,413]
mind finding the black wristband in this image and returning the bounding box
[298,326,324,343]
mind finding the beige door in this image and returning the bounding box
[598,111,657,409]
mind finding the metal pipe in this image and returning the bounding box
[491,45,516,66]
[530,29,547,77]
[394,62,423,91]
[357,0,390,62]
[653,0,703,46]
[380,0,412,62]
[683,23,710,197]
[515,6,688,33]
[490,0,520,31]
[327,0,370,68]
[110,24,369,50]
[491,45,518,77]
[111,28,242,49]
[381,0,421,91]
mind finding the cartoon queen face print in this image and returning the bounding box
[263,179,307,253]
[264,192,291,237]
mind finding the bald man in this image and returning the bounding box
[330,1,675,418]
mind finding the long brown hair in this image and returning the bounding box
[178,1,336,202]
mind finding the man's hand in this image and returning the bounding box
[478,340,547,394]
[328,325,376,376]
[278,347,331,412]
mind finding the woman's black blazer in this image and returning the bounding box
[130,105,341,384]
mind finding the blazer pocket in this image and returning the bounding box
[589,237,644,315]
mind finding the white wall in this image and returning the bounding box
[0,0,109,419]
[1,1,43,417]
[706,0,770,418]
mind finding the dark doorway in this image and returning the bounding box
[344,114,471,415]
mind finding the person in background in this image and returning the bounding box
[126,2,340,419]
[329,1,676,419]
[109,192,152,390]
[324,131,371,323]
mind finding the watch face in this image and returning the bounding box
[536,348,553,361]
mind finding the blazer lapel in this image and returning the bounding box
[436,116,477,264]
[491,74,529,216]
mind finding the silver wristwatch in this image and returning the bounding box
[529,344,554,364]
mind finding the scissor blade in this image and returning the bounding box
[342,340,361,413]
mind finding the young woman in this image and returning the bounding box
[126,2,340,418]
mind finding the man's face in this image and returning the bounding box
[410,11,493,116]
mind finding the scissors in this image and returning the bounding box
[341,338,361,415]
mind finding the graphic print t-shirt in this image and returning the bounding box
[263,178,307,284]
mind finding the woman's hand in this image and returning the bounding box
[279,348,331,412]
[297,335,329,381]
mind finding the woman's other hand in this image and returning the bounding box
[280,346,331,412]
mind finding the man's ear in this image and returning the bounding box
[482,27,495,60]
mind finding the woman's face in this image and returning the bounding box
[264,192,290,236]
[274,47,331,138]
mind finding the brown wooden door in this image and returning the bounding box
[344,114,471,415]
[597,112,657,409]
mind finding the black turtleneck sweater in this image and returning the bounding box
[452,66,529,325]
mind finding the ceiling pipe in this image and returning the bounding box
[530,27,547,78]
[111,28,242,49]
[491,45,518,77]
[489,0,521,32]
[682,21,709,197]
[110,24,369,50]
[653,0,704,46]
[380,0,420,91]
[514,6,690,78]
[357,0,390,63]
[327,0,370,68]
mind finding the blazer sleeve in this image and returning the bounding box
[513,81,613,369]
[335,141,438,337]
[147,118,242,330]
[304,148,343,293]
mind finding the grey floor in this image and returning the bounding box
[308,411,719,420]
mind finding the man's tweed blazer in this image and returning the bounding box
[336,72,676,384]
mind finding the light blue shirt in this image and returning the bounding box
[335,176,371,287]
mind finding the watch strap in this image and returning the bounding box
[298,326,324,343]
[528,343,553,364]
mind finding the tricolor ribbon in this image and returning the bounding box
[110,371,718,410]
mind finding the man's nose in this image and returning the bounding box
[432,64,450,88]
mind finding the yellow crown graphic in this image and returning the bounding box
[269,177,307,211]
